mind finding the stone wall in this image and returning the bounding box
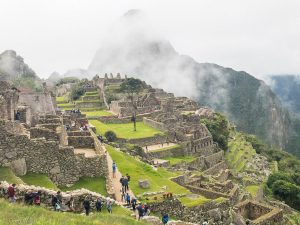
[0,181,116,212]
[30,127,59,142]
[185,185,229,199]
[148,146,185,158]
[203,161,227,175]
[203,150,224,168]
[0,120,107,186]
[67,136,95,148]
[143,117,167,131]
[235,200,283,225]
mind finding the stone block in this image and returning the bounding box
[10,158,27,176]
[139,179,150,189]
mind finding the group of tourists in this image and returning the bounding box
[70,109,81,114]
[82,196,113,216]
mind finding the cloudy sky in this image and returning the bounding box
[0,0,299,79]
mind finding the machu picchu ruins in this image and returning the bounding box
[1,72,297,225]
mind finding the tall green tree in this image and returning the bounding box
[119,78,145,131]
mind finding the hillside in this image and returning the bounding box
[88,10,290,151]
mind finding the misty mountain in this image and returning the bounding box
[63,68,88,78]
[0,50,36,81]
[88,10,291,150]
[269,75,300,114]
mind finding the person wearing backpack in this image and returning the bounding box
[162,214,169,224]
[96,198,102,212]
[83,196,91,216]
[34,191,42,206]
[112,162,117,178]
[7,184,16,203]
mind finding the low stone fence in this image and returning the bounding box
[97,116,143,124]
[148,146,185,158]
[38,123,61,132]
[68,136,95,148]
[185,185,229,199]
[0,181,116,212]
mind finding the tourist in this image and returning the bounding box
[66,196,75,212]
[144,204,150,216]
[83,196,91,216]
[145,145,148,152]
[106,199,112,214]
[246,220,250,225]
[7,183,16,203]
[123,176,129,192]
[136,203,144,220]
[125,193,131,205]
[112,162,117,178]
[126,173,131,182]
[34,190,42,206]
[202,219,208,225]
[162,214,169,224]
[120,188,126,202]
[51,194,61,211]
[24,190,34,205]
[96,198,102,212]
[15,111,20,121]
[131,197,137,211]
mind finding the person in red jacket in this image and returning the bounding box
[8,184,16,203]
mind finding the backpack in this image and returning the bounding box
[55,202,61,210]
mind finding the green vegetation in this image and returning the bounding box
[105,130,117,142]
[83,110,113,117]
[179,195,210,207]
[162,155,197,166]
[0,199,147,225]
[90,120,163,139]
[106,145,189,195]
[60,177,107,196]
[20,173,58,190]
[201,112,230,149]
[266,172,300,210]
[85,91,98,96]
[0,167,23,184]
[246,185,260,198]
[225,132,256,172]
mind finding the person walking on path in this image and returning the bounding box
[131,197,137,211]
[162,214,169,224]
[7,183,16,203]
[123,176,129,192]
[125,193,131,206]
[83,196,91,216]
[136,203,145,220]
[112,162,117,178]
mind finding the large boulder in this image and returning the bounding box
[10,158,27,176]
[139,179,150,189]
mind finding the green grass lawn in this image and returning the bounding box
[162,156,197,166]
[106,145,189,196]
[0,167,23,184]
[20,173,59,190]
[83,111,113,117]
[179,195,211,207]
[0,199,147,225]
[90,120,164,139]
[85,91,99,96]
[60,177,107,196]
[246,185,260,198]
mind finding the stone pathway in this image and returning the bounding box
[104,146,135,203]
[143,143,177,152]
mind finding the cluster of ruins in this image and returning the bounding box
[0,74,286,225]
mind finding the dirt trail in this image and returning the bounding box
[105,146,135,203]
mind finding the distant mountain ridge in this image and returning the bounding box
[88,10,291,150]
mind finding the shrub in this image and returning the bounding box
[104,131,117,142]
